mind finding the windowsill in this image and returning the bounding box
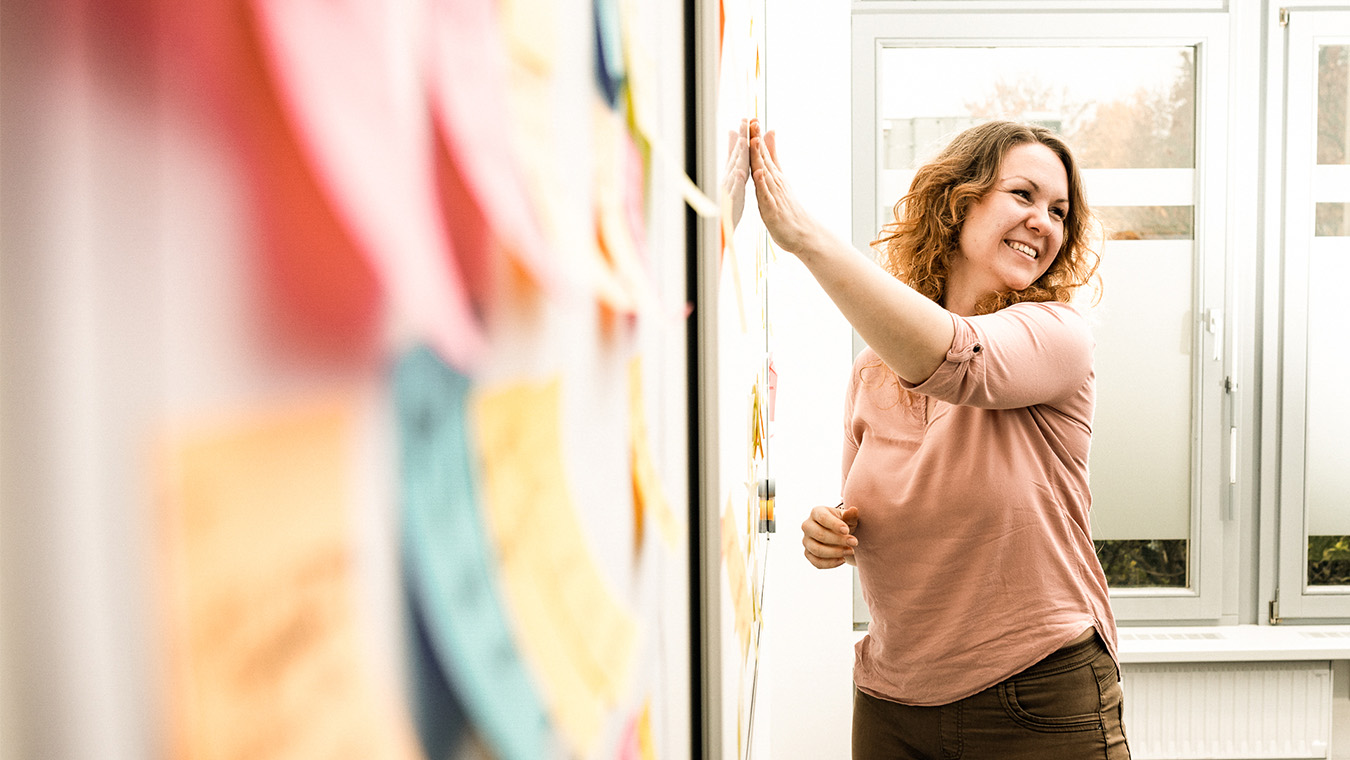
[849,625,1350,663]
[1117,624,1350,664]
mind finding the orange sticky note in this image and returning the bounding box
[630,357,683,552]
[159,398,420,760]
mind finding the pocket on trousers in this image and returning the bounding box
[998,660,1104,732]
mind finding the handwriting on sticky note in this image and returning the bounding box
[160,398,420,760]
[394,346,552,760]
[472,376,637,755]
[721,495,753,661]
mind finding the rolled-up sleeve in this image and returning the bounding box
[899,301,1093,410]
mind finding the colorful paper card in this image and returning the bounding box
[472,376,638,755]
[159,398,420,760]
[721,495,753,661]
[250,0,484,371]
[427,0,560,292]
[394,346,553,760]
[593,0,625,106]
[629,356,683,552]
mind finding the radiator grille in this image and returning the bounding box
[1121,661,1332,759]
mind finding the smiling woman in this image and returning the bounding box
[749,118,1128,759]
[861,33,1212,613]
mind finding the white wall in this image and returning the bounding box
[761,3,856,758]
[757,4,1350,759]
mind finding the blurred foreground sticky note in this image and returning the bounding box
[251,0,484,370]
[593,101,655,318]
[428,0,560,292]
[721,495,753,662]
[618,700,657,760]
[394,345,552,760]
[592,0,625,106]
[159,398,420,760]
[405,583,468,759]
[629,357,681,552]
[472,377,638,755]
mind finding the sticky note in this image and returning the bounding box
[629,357,683,552]
[250,0,484,370]
[593,0,625,107]
[721,495,753,661]
[428,0,561,292]
[394,345,553,760]
[158,397,421,760]
[404,585,468,759]
[472,376,638,755]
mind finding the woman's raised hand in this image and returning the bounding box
[802,504,859,569]
[722,119,750,229]
[749,119,825,255]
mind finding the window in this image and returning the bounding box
[851,8,1235,624]
[1273,9,1350,620]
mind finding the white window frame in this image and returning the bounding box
[850,7,1236,623]
[1266,5,1350,622]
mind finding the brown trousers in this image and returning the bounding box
[852,634,1132,759]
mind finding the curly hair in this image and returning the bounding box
[872,120,1101,315]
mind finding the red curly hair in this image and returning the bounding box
[872,120,1101,315]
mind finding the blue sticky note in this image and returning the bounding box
[395,345,552,760]
[405,583,466,759]
[594,0,626,107]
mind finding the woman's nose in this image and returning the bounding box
[1026,205,1052,235]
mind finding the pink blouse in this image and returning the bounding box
[843,300,1118,706]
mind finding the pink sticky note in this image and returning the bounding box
[250,0,484,370]
[167,1,385,361]
[426,0,561,293]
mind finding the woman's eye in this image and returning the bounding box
[1050,207,1067,221]
[1011,189,1031,200]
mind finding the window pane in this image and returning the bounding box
[1098,206,1194,240]
[1306,239,1350,590]
[1318,45,1348,165]
[1309,536,1350,587]
[1317,203,1350,236]
[1087,241,1193,550]
[879,47,1196,170]
[1095,540,1187,587]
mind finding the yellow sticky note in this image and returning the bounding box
[721,495,753,661]
[473,377,638,755]
[629,357,683,552]
[501,0,556,75]
[159,398,419,760]
[721,189,748,334]
[594,100,657,316]
[636,701,657,760]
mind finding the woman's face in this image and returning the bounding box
[948,142,1068,312]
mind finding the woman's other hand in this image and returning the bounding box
[722,118,750,229]
[749,119,826,255]
[802,504,859,569]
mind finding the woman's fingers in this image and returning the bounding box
[801,504,857,569]
[803,550,845,570]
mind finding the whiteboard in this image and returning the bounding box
[0,1,696,758]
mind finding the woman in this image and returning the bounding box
[748,119,1130,759]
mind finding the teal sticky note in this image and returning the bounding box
[405,583,466,759]
[594,0,626,107]
[395,345,553,760]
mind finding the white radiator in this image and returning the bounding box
[1121,659,1332,759]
